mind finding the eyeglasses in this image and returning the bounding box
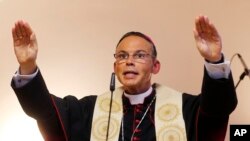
[114,51,155,64]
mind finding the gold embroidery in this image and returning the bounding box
[158,104,179,122]
[158,125,186,141]
[99,98,121,112]
[90,87,123,141]
[154,84,186,141]
[92,116,119,140]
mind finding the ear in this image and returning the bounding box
[152,59,160,74]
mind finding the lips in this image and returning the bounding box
[123,70,139,78]
[123,70,138,75]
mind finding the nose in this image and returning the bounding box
[125,55,135,65]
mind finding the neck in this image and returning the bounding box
[124,84,151,94]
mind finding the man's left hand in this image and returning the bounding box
[193,15,222,62]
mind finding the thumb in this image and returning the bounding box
[193,28,201,42]
[30,33,38,48]
[193,29,203,51]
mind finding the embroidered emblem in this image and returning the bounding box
[92,116,119,140]
[99,98,121,112]
[158,125,186,141]
[158,104,179,122]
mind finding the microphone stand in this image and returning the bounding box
[235,71,247,89]
[106,73,115,141]
[235,53,250,89]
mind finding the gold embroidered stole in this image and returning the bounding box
[154,83,187,141]
[90,87,123,141]
[90,84,187,141]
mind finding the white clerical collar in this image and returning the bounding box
[124,86,153,105]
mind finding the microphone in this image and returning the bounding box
[237,53,250,79]
[106,72,116,141]
[110,72,116,91]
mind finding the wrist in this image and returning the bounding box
[19,63,37,75]
[205,54,224,64]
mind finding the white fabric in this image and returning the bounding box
[124,87,153,105]
[13,68,39,88]
[205,60,231,79]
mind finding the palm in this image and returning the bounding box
[14,35,37,65]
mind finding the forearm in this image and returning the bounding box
[11,70,66,140]
[200,68,237,116]
[11,70,56,120]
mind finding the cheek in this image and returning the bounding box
[114,62,120,72]
[140,64,154,74]
[114,64,123,79]
[115,65,122,74]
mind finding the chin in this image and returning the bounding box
[121,80,138,88]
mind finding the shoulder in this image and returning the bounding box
[182,93,201,118]
[51,94,98,111]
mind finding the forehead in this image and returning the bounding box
[116,35,153,53]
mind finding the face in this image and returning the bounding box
[114,35,160,94]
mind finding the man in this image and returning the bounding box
[11,15,237,141]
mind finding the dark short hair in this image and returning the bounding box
[116,31,157,57]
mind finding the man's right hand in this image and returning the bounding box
[12,20,38,75]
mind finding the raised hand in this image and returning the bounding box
[193,15,222,62]
[12,20,38,75]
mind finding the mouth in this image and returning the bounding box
[123,70,139,78]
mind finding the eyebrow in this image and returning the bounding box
[116,50,148,54]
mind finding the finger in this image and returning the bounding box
[21,21,34,44]
[204,16,216,35]
[208,22,220,38]
[12,25,19,42]
[193,28,199,41]
[19,20,28,38]
[204,16,219,36]
[193,28,203,50]
[195,15,209,37]
[23,21,33,37]
[202,18,221,41]
[30,33,38,47]
[12,21,25,45]
[199,15,208,34]
[195,15,203,36]
[24,22,38,46]
[16,21,24,39]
